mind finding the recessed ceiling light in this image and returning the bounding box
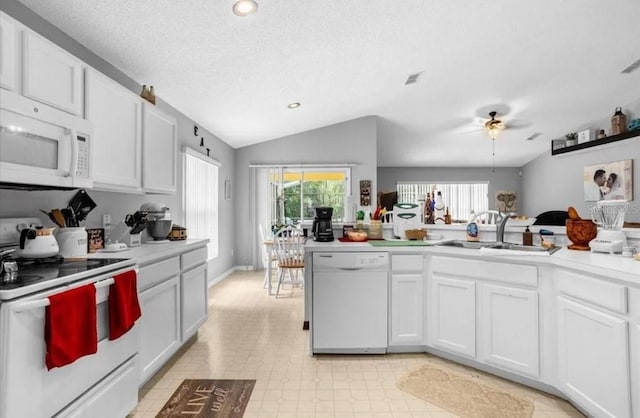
[232,0,258,16]
[287,102,301,109]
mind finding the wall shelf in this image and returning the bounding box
[551,130,639,155]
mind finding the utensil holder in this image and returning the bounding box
[368,220,383,239]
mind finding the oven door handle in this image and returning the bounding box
[13,277,115,313]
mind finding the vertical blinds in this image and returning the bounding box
[397,182,488,221]
[184,150,219,260]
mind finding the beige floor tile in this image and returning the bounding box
[131,271,584,418]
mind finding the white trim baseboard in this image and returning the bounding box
[207,265,255,288]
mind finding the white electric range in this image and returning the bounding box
[0,217,139,418]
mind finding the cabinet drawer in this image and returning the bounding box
[58,356,138,418]
[431,256,537,287]
[138,256,180,292]
[181,246,208,271]
[558,270,627,314]
[392,254,424,272]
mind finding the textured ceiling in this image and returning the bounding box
[16,0,640,167]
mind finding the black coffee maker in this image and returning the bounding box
[312,207,334,242]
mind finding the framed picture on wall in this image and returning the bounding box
[583,159,633,201]
[495,190,517,212]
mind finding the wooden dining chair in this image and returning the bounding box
[274,226,305,298]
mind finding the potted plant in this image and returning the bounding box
[565,132,578,146]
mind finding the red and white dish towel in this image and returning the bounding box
[108,270,142,340]
[45,284,97,370]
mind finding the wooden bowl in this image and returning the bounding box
[346,231,368,241]
[405,229,427,240]
[566,219,597,250]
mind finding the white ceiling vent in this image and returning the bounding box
[403,72,423,86]
[525,132,542,141]
[621,58,640,74]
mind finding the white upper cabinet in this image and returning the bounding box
[0,12,18,91]
[22,29,83,116]
[142,103,177,194]
[85,68,142,191]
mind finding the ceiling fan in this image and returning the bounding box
[459,104,532,137]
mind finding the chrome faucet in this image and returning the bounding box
[496,211,517,244]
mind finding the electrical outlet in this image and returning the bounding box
[102,214,111,229]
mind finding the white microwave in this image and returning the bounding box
[0,89,92,189]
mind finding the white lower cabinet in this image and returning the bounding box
[480,284,539,378]
[180,264,208,341]
[428,275,476,357]
[390,254,424,346]
[390,273,423,345]
[557,296,631,418]
[633,322,640,418]
[139,276,181,385]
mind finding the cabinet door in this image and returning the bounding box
[557,296,631,418]
[481,284,539,378]
[142,103,177,194]
[428,275,476,358]
[138,276,181,386]
[390,273,423,345]
[22,30,83,115]
[85,68,142,191]
[0,12,17,91]
[181,264,208,341]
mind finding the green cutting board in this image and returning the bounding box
[368,240,432,247]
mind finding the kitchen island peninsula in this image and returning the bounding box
[303,237,640,418]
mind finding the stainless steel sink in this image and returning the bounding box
[435,240,560,254]
[489,243,560,254]
[435,240,496,249]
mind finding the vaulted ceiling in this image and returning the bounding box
[15,0,640,167]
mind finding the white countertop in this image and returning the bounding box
[90,239,209,265]
[305,239,640,287]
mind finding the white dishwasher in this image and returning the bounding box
[312,252,389,354]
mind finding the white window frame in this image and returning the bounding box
[269,166,352,224]
[183,147,220,260]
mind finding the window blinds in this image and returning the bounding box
[184,150,219,260]
[397,182,488,221]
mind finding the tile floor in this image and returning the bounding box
[130,270,586,418]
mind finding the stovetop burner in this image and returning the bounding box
[0,257,130,289]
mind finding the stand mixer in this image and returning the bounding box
[589,200,628,254]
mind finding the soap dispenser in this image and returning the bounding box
[522,226,533,246]
[466,211,479,242]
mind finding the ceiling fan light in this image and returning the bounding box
[233,0,258,16]
[487,126,500,140]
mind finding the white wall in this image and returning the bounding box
[234,116,378,267]
[521,99,640,223]
[0,0,236,277]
